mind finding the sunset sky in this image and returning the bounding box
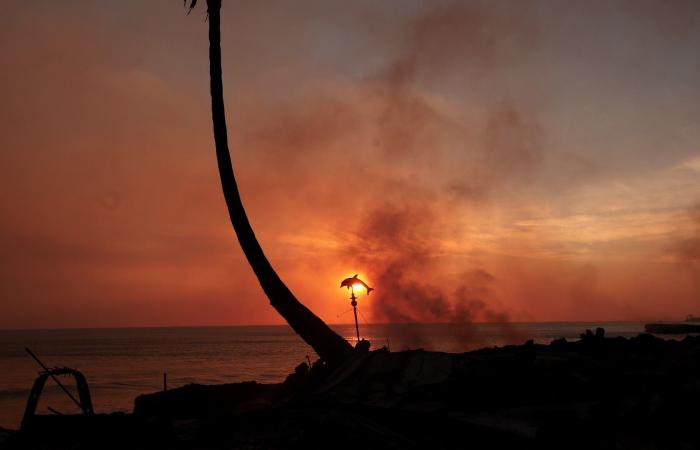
[1,0,699,329]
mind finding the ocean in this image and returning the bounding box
[0,322,655,429]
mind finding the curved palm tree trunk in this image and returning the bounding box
[206,0,353,364]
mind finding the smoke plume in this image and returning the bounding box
[673,203,700,264]
[330,3,540,348]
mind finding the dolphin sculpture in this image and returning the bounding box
[340,274,374,295]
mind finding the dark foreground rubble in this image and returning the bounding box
[4,330,700,450]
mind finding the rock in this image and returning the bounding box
[355,339,371,353]
[551,337,568,350]
[9,330,700,450]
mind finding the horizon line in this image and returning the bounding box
[0,320,654,332]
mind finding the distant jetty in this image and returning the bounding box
[645,322,700,334]
[645,315,700,334]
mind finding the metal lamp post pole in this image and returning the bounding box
[350,287,360,343]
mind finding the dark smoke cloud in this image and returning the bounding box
[332,3,539,346]
[399,2,535,81]
[346,201,511,324]
[230,2,543,342]
[340,194,525,349]
[341,201,503,325]
[673,203,700,264]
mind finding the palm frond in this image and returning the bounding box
[185,0,197,15]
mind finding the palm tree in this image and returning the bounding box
[195,0,353,364]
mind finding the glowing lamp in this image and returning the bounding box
[339,274,374,343]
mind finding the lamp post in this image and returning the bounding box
[350,286,360,343]
[340,274,373,344]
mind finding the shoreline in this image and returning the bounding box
[3,328,700,449]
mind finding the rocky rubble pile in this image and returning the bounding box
[5,330,700,449]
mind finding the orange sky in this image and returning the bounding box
[1,1,699,328]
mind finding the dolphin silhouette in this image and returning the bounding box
[340,274,374,295]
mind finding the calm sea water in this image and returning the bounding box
[0,322,654,429]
